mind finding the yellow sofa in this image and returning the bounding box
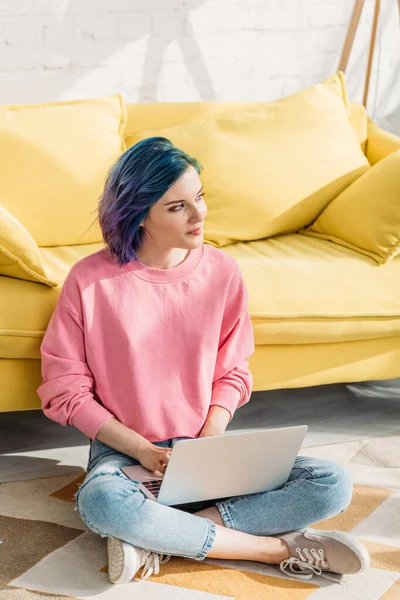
[2,74,400,413]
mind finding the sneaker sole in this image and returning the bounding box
[305,528,371,574]
[107,537,139,584]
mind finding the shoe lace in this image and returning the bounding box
[280,546,342,585]
[141,551,171,580]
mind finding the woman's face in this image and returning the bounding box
[140,165,207,249]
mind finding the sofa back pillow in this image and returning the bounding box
[0,206,58,287]
[0,93,127,248]
[124,86,367,150]
[298,149,400,265]
[126,72,369,247]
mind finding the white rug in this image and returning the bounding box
[1,436,399,599]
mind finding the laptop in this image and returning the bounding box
[121,425,308,506]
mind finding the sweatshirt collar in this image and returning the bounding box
[122,244,205,282]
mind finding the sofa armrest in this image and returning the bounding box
[366,117,400,165]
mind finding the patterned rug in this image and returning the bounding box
[1,435,400,599]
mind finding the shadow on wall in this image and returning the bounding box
[1,0,216,103]
[2,0,400,126]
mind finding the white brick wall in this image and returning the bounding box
[0,0,399,133]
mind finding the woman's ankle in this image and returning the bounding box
[260,537,290,564]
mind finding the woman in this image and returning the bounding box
[37,137,370,586]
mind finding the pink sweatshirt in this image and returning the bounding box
[37,243,255,442]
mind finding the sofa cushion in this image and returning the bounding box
[0,206,58,287]
[0,93,126,286]
[0,93,126,249]
[222,234,400,344]
[2,235,400,360]
[298,149,400,265]
[124,96,367,150]
[126,71,370,248]
[0,241,106,359]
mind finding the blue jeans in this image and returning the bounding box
[74,437,353,561]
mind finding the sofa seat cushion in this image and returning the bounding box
[222,234,400,344]
[2,235,400,360]
[0,242,106,360]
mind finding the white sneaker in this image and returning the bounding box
[107,536,172,584]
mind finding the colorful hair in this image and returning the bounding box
[84,137,203,268]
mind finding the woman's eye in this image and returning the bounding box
[170,193,205,212]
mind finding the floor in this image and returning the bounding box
[1,378,399,482]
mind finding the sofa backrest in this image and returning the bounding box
[349,100,368,154]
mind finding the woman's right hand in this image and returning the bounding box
[136,442,172,477]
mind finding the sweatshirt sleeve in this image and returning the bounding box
[36,290,115,441]
[210,264,255,422]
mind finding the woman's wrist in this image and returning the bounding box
[96,417,150,460]
[199,405,231,437]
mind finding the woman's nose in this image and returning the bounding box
[193,207,206,221]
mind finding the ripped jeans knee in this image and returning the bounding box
[74,468,144,538]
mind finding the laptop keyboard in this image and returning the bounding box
[141,479,162,498]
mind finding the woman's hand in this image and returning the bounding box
[198,405,231,438]
[136,441,172,476]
